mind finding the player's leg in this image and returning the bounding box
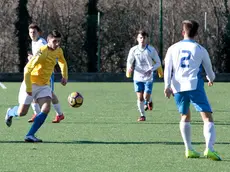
[28,99,41,123]
[25,85,52,142]
[134,81,146,121]
[174,92,200,158]
[51,92,65,123]
[5,83,33,127]
[5,104,31,127]
[49,72,65,123]
[143,81,153,111]
[190,89,221,161]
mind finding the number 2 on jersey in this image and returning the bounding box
[180,50,191,68]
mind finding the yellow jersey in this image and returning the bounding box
[24,45,68,92]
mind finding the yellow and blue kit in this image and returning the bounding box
[24,45,68,92]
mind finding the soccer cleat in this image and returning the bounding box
[204,149,222,161]
[147,101,153,111]
[52,114,65,123]
[185,149,200,158]
[144,101,153,111]
[25,135,43,143]
[28,114,37,123]
[137,116,146,121]
[5,108,13,127]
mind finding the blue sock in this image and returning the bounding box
[9,106,19,117]
[26,112,47,136]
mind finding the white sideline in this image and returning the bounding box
[0,82,7,89]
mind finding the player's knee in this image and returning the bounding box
[41,103,51,114]
[201,112,213,122]
[137,94,144,101]
[52,97,59,104]
[137,97,144,102]
[41,107,50,114]
[180,114,190,122]
[52,93,59,104]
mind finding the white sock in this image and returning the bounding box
[53,103,63,116]
[203,122,216,152]
[137,100,145,116]
[31,103,41,115]
[180,122,193,151]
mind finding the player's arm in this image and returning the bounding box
[202,49,215,84]
[126,48,135,71]
[57,49,68,85]
[24,50,45,93]
[150,48,161,71]
[164,48,173,98]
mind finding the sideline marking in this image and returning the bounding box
[0,82,7,89]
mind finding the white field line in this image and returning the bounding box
[0,82,7,89]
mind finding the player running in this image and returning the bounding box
[28,23,65,123]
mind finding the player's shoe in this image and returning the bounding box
[185,149,200,158]
[28,114,37,123]
[25,135,43,143]
[147,101,153,111]
[144,101,153,111]
[52,114,65,123]
[204,149,222,161]
[5,108,13,127]
[137,116,146,121]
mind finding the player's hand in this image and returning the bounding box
[27,92,32,96]
[144,69,152,77]
[208,81,213,87]
[61,78,67,86]
[128,68,133,73]
[27,54,33,61]
[164,88,173,99]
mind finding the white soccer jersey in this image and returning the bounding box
[126,44,161,82]
[32,37,47,55]
[164,39,215,93]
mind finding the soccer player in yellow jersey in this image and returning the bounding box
[27,23,65,123]
[5,30,68,142]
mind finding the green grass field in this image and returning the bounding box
[0,82,229,172]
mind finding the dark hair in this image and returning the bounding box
[182,20,199,38]
[47,30,62,38]
[28,23,41,32]
[137,30,149,38]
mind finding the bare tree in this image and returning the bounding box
[0,0,19,72]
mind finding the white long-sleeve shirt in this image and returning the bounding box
[126,44,161,82]
[164,39,215,93]
[32,37,47,55]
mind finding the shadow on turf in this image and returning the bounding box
[0,140,230,145]
[64,121,230,126]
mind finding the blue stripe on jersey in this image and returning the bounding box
[197,64,203,79]
[180,39,196,43]
[146,44,151,53]
[197,65,204,91]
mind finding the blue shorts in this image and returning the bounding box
[174,87,212,114]
[134,81,153,94]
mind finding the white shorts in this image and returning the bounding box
[18,82,52,105]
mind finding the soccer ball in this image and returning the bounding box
[68,92,83,108]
